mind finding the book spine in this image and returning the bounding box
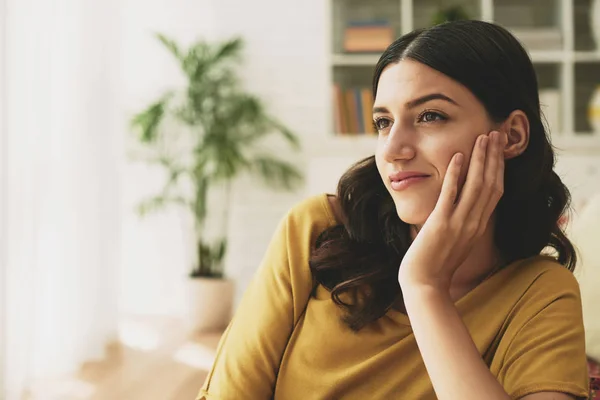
[354,88,364,134]
[361,88,374,134]
[345,89,358,134]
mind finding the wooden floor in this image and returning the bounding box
[24,317,223,400]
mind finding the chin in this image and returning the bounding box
[391,196,434,226]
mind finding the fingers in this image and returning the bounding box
[436,152,464,216]
[454,134,489,222]
[455,130,506,238]
[478,131,506,233]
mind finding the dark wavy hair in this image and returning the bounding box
[309,20,576,332]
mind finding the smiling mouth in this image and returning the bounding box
[390,175,430,191]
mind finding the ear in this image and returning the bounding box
[499,110,530,160]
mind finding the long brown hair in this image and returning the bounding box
[309,20,576,332]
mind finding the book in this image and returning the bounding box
[332,85,376,135]
[344,25,394,52]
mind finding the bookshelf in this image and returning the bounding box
[327,0,600,153]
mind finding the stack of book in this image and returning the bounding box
[343,20,394,53]
[332,84,376,135]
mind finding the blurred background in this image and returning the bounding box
[0,0,599,399]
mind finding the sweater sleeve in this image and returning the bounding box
[196,196,331,399]
[498,267,590,399]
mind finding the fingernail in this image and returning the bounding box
[480,136,489,148]
[455,153,464,166]
[491,131,498,142]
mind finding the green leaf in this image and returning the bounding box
[213,143,251,180]
[268,117,301,150]
[212,38,243,63]
[214,238,227,262]
[228,94,265,126]
[182,42,209,79]
[182,37,243,86]
[156,33,183,61]
[196,239,213,276]
[130,94,172,142]
[190,237,227,278]
[250,156,303,190]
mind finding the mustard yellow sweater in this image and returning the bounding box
[197,194,589,399]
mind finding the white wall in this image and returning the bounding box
[0,0,6,394]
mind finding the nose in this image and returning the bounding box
[380,124,416,163]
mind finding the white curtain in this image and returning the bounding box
[2,0,121,397]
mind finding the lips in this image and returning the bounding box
[389,171,430,191]
[389,171,430,182]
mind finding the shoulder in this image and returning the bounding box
[494,257,588,399]
[501,256,582,318]
[515,256,581,296]
[284,193,341,228]
[272,193,341,248]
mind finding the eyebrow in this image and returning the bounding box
[373,93,459,114]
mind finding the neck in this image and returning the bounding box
[452,223,501,290]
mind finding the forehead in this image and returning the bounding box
[374,59,474,106]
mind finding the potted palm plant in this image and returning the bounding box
[130,33,303,332]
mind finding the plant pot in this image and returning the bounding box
[184,277,235,333]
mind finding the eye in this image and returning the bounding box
[373,117,392,131]
[417,110,448,123]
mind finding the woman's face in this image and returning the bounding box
[374,59,495,226]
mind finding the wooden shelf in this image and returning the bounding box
[528,51,567,63]
[573,52,600,63]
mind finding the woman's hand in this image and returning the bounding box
[398,130,507,292]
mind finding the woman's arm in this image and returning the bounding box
[403,285,511,399]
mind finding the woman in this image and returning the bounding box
[197,20,589,399]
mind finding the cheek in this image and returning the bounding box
[375,150,386,181]
[427,138,472,186]
[424,137,460,173]
[443,143,479,189]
